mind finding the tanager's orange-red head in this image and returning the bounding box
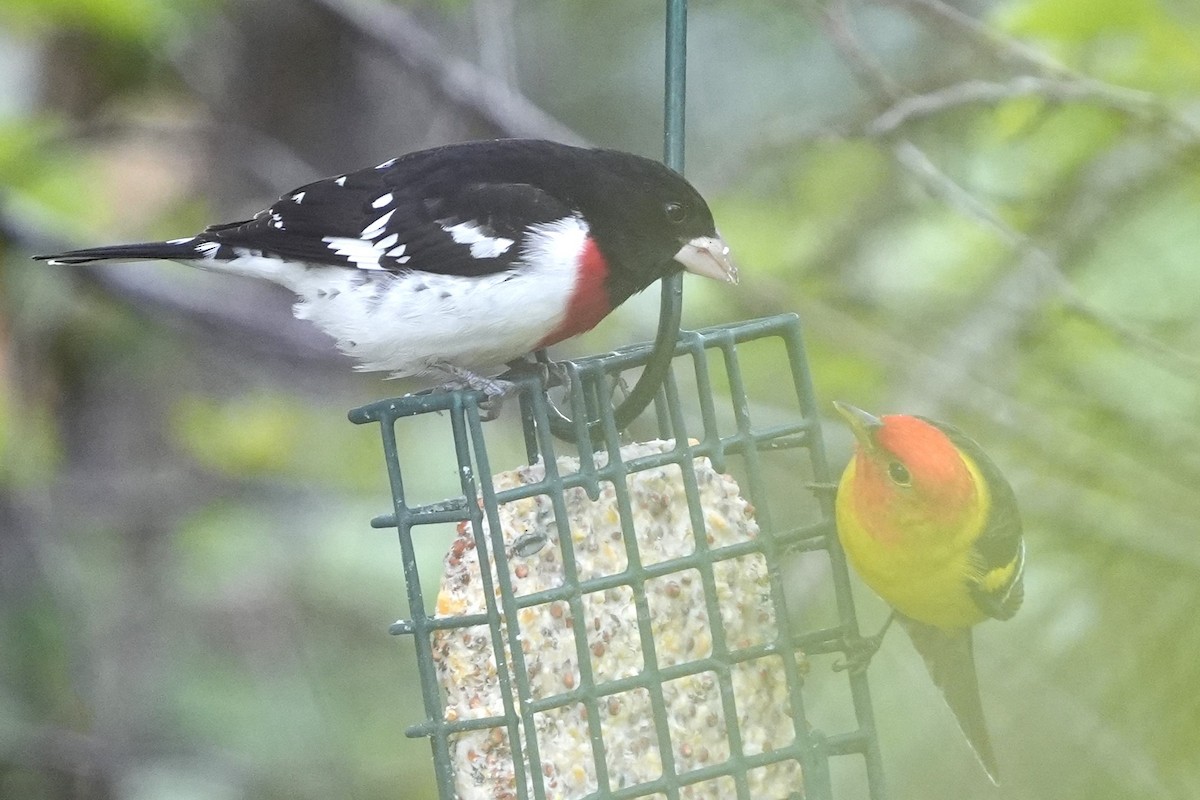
[833,401,979,545]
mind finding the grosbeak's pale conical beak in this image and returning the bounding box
[674,234,738,284]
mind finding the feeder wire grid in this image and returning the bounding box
[350,313,887,799]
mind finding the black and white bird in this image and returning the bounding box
[36,138,738,394]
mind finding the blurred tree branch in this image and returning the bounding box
[300,0,589,146]
[473,0,520,89]
[878,0,1200,139]
[866,76,1161,138]
[809,0,1200,404]
[881,0,1085,75]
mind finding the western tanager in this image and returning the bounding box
[833,401,1025,784]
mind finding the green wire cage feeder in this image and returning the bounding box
[350,3,886,798]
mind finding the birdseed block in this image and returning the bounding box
[434,439,805,799]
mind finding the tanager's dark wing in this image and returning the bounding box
[922,418,1025,621]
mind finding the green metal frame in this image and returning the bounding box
[350,315,886,799]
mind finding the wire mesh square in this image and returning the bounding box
[350,313,885,800]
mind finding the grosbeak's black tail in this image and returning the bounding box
[898,616,1001,785]
[33,240,202,266]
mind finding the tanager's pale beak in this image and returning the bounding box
[833,401,884,450]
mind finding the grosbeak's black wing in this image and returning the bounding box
[201,162,578,277]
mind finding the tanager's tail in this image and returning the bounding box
[898,615,1000,785]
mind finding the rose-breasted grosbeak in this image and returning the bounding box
[36,139,738,393]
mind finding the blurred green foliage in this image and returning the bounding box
[1,0,205,41]
[1,0,1199,799]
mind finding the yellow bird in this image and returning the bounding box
[833,401,1025,784]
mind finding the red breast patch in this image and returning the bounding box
[535,236,612,348]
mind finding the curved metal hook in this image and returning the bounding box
[546,0,688,445]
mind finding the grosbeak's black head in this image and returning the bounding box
[561,146,737,302]
[416,139,737,308]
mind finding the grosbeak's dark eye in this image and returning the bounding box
[888,461,911,486]
[664,201,688,223]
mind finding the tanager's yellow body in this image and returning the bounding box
[833,402,1025,785]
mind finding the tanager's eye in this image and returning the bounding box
[887,461,911,486]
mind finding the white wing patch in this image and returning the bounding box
[322,236,393,269]
[361,209,395,240]
[291,191,306,203]
[440,220,515,259]
[295,214,589,377]
[321,186,409,268]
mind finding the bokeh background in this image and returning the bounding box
[2,0,1199,798]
